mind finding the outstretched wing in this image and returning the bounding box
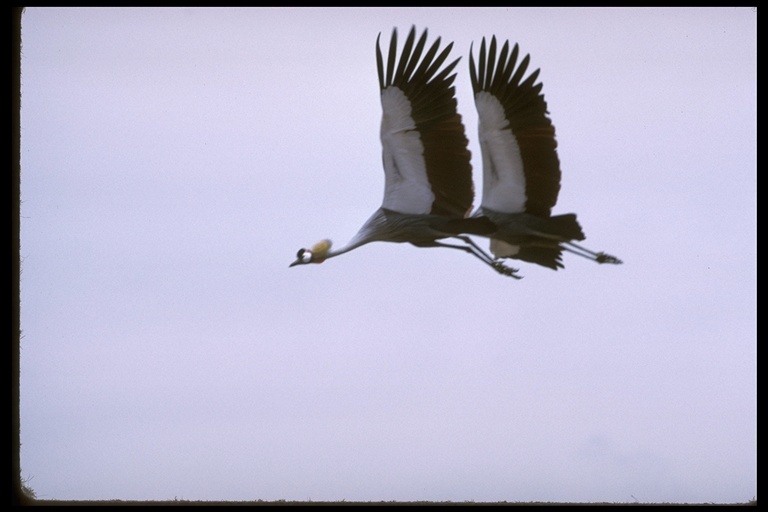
[469,37,561,217]
[377,26,474,217]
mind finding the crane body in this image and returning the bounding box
[291,27,519,278]
[291,28,621,278]
[469,36,622,271]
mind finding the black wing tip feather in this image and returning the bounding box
[471,36,543,95]
[469,35,552,124]
[378,26,467,90]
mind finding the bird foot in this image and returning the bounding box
[596,252,623,265]
[492,260,523,279]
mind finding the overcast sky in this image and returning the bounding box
[19,7,755,503]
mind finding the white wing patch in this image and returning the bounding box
[379,86,434,215]
[476,91,527,213]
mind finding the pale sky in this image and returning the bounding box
[19,7,755,503]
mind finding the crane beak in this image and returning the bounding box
[289,258,303,268]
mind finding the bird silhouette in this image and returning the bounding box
[290,27,519,278]
[468,35,622,271]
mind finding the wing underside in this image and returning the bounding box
[470,37,561,217]
[377,27,474,218]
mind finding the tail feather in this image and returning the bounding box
[490,239,565,270]
[514,246,565,270]
[545,213,585,241]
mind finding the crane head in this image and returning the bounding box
[290,239,332,267]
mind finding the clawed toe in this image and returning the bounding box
[492,260,523,279]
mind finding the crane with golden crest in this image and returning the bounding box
[467,35,622,271]
[291,27,622,277]
[290,27,520,278]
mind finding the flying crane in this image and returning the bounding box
[468,35,622,270]
[290,27,519,278]
[291,27,622,277]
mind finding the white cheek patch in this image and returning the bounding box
[476,91,527,213]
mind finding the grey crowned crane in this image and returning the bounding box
[290,27,519,278]
[469,36,622,271]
